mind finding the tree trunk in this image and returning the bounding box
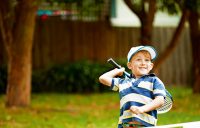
[124,0,156,45]
[0,0,38,107]
[188,11,200,93]
[140,17,154,45]
[140,0,156,45]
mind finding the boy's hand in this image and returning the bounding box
[115,67,125,76]
[99,67,125,87]
[130,106,145,114]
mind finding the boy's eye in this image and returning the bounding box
[145,59,150,62]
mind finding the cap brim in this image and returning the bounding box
[138,46,157,61]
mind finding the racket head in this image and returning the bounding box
[157,90,173,114]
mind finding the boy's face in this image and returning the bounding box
[127,50,153,78]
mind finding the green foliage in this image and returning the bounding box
[39,0,105,20]
[128,0,182,15]
[31,60,111,93]
[130,0,143,11]
[157,0,181,15]
[158,0,200,14]
[185,0,200,12]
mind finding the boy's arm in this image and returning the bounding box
[130,96,164,114]
[99,68,125,86]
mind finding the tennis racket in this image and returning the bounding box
[107,58,173,114]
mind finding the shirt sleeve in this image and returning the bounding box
[110,78,120,91]
[153,77,166,97]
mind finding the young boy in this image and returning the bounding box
[99,46,166,128]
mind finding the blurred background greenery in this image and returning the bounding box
[0,0,199,127]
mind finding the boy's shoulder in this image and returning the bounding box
[146,74,164,85]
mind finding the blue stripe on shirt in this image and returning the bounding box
[111,74,165,126]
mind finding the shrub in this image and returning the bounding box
[32,60,112,93]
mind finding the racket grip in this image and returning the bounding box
[107,58,131,78]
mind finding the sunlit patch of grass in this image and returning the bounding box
[0,93,120,128]
[0,87,200,128]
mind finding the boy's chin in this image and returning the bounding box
[139,72,149,76]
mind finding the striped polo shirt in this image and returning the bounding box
[111,74,166,128]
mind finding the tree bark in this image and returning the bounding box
[124,0,156,45]
[140,0,156,45]
[188,11,200,93]
[0,0,37,107]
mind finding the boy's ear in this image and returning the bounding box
[127,62,132,69]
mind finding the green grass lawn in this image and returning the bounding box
[0,87,200,128]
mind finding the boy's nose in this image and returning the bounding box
[141,59,145,64]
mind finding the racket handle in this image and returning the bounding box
[123,71,131,78]
[107,58,131,78]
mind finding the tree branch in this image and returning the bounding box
[154,9,190,70]
[124,0,143,19]
[148,0,156,23]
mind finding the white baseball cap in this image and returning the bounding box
[127,46,157,62]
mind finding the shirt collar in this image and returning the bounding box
[131,73,155,79]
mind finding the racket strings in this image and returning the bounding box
[157,94,173,113]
